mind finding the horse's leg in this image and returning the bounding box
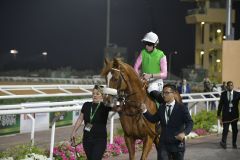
[124,135,136,160]
[141,135,154,160]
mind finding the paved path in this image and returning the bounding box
[0,122,240,160]
[109,134,240,160]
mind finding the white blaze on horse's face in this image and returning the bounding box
[104,71,119,108]
[107,71,112,87]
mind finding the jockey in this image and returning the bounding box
[134,31,167,100]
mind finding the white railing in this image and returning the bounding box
[0,98,120,159]
[0,84,96,99]
[0,88,224,159]
[182,91,221,114]
[0,99,91,159]
[0,76,105,85]
[181,91,221,134]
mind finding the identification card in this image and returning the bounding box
[84,123,93,132]
[178,142,184,148]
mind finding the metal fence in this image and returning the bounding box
[0,76,105,85]
[0,84,225,159]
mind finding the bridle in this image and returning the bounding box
[108,67,147,116]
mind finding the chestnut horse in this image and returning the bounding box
[101,58,159,160]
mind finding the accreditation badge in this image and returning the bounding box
[84,123,93,132]
[178,142,184,148]
[229,103,233,112]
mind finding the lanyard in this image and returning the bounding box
[90,102,101,123]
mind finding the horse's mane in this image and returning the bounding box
[118,61,143,86]
[101,58,144,90]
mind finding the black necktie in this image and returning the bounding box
[229,92,232,102]
[166,105,172,122]
[228,92,233,112]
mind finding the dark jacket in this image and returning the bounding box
[217,90,240,122]
[143,102,193,152]
[177,84,191,94]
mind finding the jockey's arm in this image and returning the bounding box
[152,56,167,79]
[134,53,142,74]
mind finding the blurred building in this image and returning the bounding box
[181,0,239,84]
[222,40,240,88]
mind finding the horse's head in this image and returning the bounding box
[101,58,127,106]
[101,58,146,114]
[102,59,128,91]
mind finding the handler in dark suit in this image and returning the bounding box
[217,81,240,149]
[141,84,193,160]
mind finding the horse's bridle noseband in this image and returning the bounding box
[108,67,146,116]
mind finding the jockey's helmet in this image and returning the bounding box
[142,31,159,46]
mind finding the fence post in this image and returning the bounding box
[27,114,35,146]
[189,108,192,116]
[49,122,56,159]
[215,101,219,111]
[194,104,197,115]
[206,101,209,111]
[110,114,115,144]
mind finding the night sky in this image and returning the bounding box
[0,0,239,76]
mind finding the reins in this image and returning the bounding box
[111,67,149,117]
[221,118,239,124]
[112,67,159,137]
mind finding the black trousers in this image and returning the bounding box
[221,120,238,145]
[158,145,184,160]
[83,137,107,160]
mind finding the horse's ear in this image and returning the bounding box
[113,58,122,68]
[101,58,112,76]
[113,57,122,63]
[113,58,118,62]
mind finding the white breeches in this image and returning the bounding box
[147,79,164,93]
